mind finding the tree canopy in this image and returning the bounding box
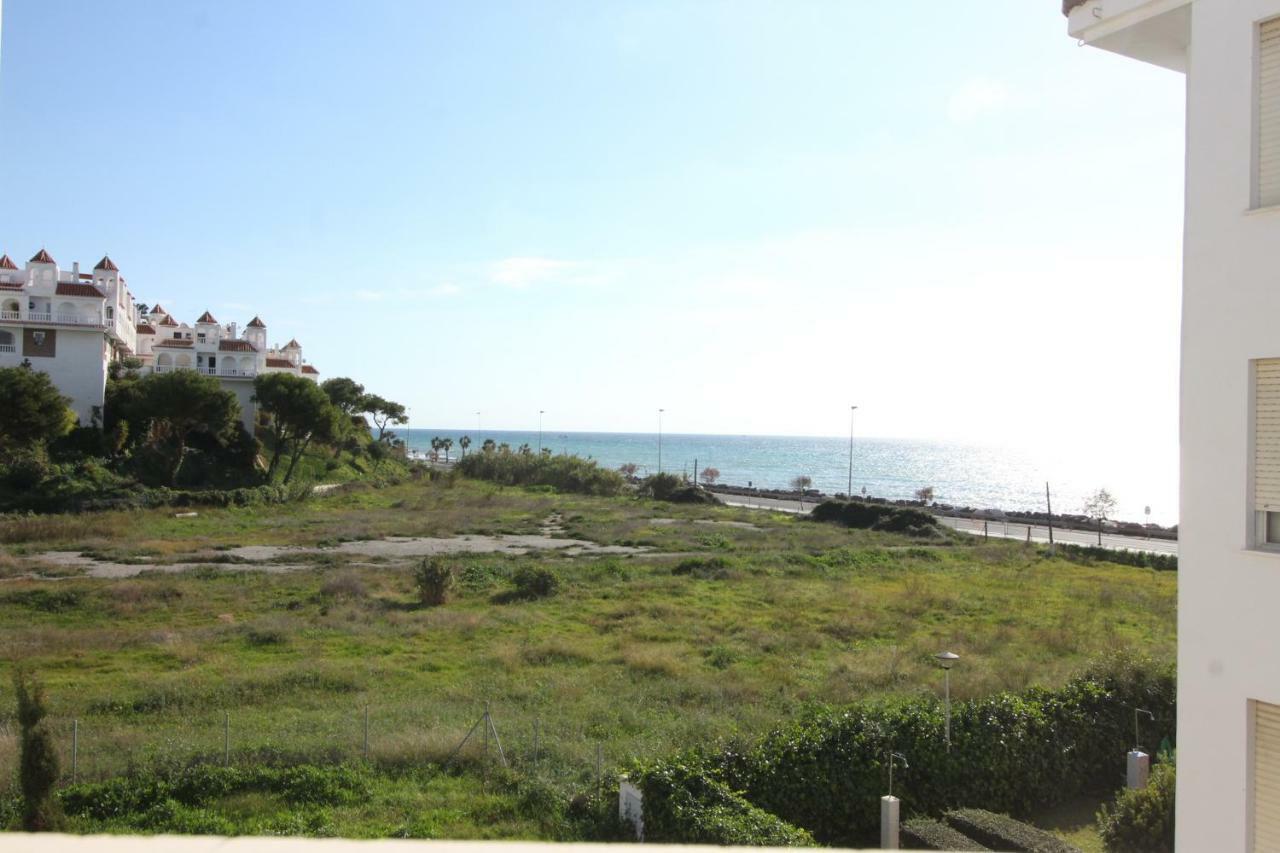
[253,373,341,483]
[361,393,407,442]
[321,377,366,414]
[0,367,75,458]
[131,371,241,485]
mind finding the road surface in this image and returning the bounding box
[710,491,1178,556]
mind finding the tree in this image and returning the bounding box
[915,486,935,505]
[1083,488,1118,545]
[442,437,454,463]
[361,394,407,442]
[0,366,75,459]
[14,669,64,831]
[518,443,532,456]
[700,466,721,486]
[482,438,497,454]
[619,462,639,479]
[252,373,341,483]
[792,474,814,508]
[320,377,366,415]
[459,435,472,458]
[133,371,240,485]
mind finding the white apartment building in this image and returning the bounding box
[1067,1,1280,849]
[0,250,319,428]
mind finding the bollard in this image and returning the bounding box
[1127,750,1150,789]
[880,795,900,849]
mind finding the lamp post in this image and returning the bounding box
[848,405,858,498]
[538,410,545,454]
[476,411,481,435]
[935,651,960,751]
[658,408,665,474]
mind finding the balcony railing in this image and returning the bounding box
[21,312,107,327]
[0,344,15,354]
[152,365,257,378]
[0,310,18,321]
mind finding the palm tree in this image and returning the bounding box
[442,438,454,463]
[482,438,497,453]
[460,435,472,458]
[430,436,442,462]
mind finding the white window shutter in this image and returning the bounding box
[1254,702,1280,851]
[1259,19,1280,208]
[1256,360,1280,511]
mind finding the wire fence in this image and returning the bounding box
[0,703,620,792]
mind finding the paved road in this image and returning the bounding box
[711,491,1178,556]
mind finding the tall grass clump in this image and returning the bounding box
[414,557,455,606]
[14,669,64,831]
[456,448,624,496]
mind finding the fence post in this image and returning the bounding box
[533,718,540,767]
[596,743,603,801]
[224,712,230,766]
[72,719,78,784]
[363,704,370,761]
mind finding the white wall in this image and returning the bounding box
[219,378,258,433]
[0,328,111,425]
[1180,2,1280,849]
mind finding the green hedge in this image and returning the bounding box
[810,499,939,534]
[902,817,991,851]
[1048,542,1177,572]
[1096,760,1174,852]
[631,761,813,846]
[456,451,624,496]
[637,656,1174,848]
[943,809,1080,852]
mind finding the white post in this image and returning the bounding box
[944,669,951,751]
[881,795,900,849]
[1127,750,1150,789]
[72,719,78,784]
[619,777,645,841]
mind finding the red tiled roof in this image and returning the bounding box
[218,339,258,352]
[0,281,22,291]
[284,338,301,349]
[159,315,178,326]
[265,357,293,368]
[196,311,218,324]
[154,338,194,348]
[79,273,94,280]
[29,248,55,264]
[94,255,119,271]
[246,316,266,328]
[301,365,319,375]
[0,255,17,270]
[136,324,157,335]
[150,303,167,315]
[55,282,106,299]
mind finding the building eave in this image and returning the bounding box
[1067,0,1191,72]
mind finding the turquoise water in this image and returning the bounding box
[400,429,1177,526]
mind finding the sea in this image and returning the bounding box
[400,429,1178,526]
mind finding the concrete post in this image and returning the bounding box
[881,795,900,849]
[1127,750,1150,789]
[619,777,644,841]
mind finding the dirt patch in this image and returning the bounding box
[649,518,761,531]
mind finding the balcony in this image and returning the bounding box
[0,343,15,354]
[16,312,109,328]
[1065,0,1191,72]
[0,310,18,321]
[152,365,258,379]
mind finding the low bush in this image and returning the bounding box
[636,654,1175,847]
[456,450,624,496]
[1049,542,1177,572]
[1096,760,1174,852]
[414,557,455,606]
[811,499,939,535]
[633,760,813,846]
[639,473,720,504]
[672,556,736,580]
[902,817,990,851]
[511,565,559,599]
[943,809,1080,852]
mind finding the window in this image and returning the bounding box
[1258,17,1280,207]
[1253,701,1280,850]
[1255,359,1280,544]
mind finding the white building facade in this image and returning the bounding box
[1067,1,1280,849]
[0,250,319,428]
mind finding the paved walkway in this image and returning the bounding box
[711,491,1178,556]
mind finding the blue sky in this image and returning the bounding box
[0,1,1184,456]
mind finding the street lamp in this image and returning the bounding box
[848,405,858,498]
[476,411,481,435]
[538,410,545,454]
[658,408,665,474]
[935,651,960,751]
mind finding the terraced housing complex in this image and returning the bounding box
[0,250,318,427]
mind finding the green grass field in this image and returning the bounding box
[0,476,1176,839]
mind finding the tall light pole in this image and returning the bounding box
[658,408,665,474]
[476,411,481,435]
[538,410,545,454]
[935,651,960,751]
[848,405,858,498]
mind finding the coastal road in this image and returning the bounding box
[710,491,1178,556]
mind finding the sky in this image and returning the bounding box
[0,1,1185,458]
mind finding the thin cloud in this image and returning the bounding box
[490,257,576,288]
[947,77,1011,123]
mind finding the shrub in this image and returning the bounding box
[943,809,1079,852]
[456,450,624,496]
[640,474,720,504]
[810,499,939,534]
[1096,760,1175,852]
[634,759,814,846]
[672,556,736,580]
[511,565,559,599]
[14,670,64,831]
[414,557,455,606]
[1049,542,1177,572]
[902,817,991,851]
[637,654,1175,847]
[320,572,367,599]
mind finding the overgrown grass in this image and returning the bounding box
[0,476,1177,839]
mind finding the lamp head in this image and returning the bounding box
[935,651,960,670]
